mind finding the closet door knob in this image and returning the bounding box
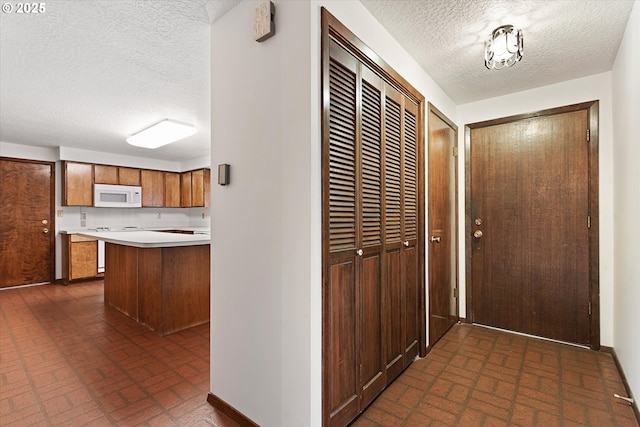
[404,241,409,247]
[356,249,363,256]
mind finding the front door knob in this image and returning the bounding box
[473,230,483,239]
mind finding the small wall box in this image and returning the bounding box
[253,1,275,42]
[218,164,230,186]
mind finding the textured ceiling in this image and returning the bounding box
[360,0,635,104]
[0,0,238,162]
[0,1,635,162]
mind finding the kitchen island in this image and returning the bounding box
[78,230,210,335]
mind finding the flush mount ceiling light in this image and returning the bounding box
[484,25,523,70]
[126,119,197,149]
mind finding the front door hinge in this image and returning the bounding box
[453,146,458,157]
[589,302,592,316]
[587,128,590,142]
[588,215,591,229]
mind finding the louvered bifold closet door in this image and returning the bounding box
[359,65,385,409]
[402,99,420,363]
[383,84,406,382]
[325,39,386,427]
[326,41,360,427]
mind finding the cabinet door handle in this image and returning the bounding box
[356,249,363,256]
[404,241,409,247]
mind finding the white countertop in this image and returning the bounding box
[75,230,210,248]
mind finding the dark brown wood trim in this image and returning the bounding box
[417,96,427,357]
[599,347,640,424]
[464,100,600,349]
[1,156,56,284]
[465,101,598,129]
[587,101,600,350]
[207,393,259,427]
[464,127,473,323]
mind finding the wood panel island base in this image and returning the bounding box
[104,243,210,335]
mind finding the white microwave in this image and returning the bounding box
[94,184,142,208]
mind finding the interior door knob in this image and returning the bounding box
[430,236,441,243]
[473,230,483,239]
[42,228,49,234]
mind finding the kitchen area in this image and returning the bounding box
[55,159,212,335]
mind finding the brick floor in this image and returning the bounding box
[2,282,638,426]
[0,280,239,427]
[352,323,639,427]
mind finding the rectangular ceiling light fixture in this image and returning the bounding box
[126,119,197,149]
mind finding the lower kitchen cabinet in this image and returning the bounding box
[62,234,102,283]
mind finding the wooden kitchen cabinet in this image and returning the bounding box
[180,171,192,207]
[63,161,93,206]
[180,169,210,207]
[118,167,141,186]
[141,169,164,207]
[94,165,118,184]
[164,172,181,207]
[62,234,100,282]
[95,165,140,186]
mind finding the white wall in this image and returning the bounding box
[612,0,640,404]
[457,72,615,346]
[210,2,310,425]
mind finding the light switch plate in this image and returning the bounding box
[253,1,275,42]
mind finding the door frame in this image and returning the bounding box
[427,103,459,346]
[464,101,600,349]
[0,156,56,286]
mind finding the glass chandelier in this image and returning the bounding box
[484,25,523,70]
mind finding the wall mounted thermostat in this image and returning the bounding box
[218,164,230,186]
[253,1,275,42]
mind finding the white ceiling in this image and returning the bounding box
[0,1,635,162]
[361,0,635,103]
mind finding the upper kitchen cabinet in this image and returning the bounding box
[164,172,181,207]
[180,171,192,207]
[141,169,164,207]
[192,168,210,207]
[118,167,141,186]
[95,165,141,186]
[181,169,210,207]
[63,161,93,206]
[94,165,118,184]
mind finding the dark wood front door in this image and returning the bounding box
[0,158,55,287]
[467,103,598,347]
[428,105,458,346]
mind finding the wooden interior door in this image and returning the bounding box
[468,107,595,346]
[0,158,55,287]
[428,105,458,346]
